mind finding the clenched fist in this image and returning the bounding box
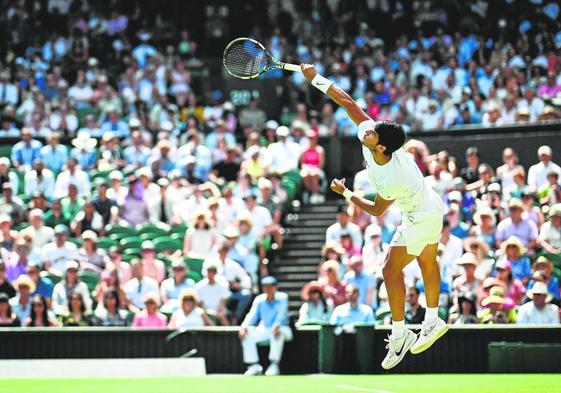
[301,63,318,81]
[331,178,346,195]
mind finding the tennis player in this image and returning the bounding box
[300,63,448,369]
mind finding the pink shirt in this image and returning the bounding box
[132,311,167,328]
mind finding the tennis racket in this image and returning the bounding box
[223,37,302,79]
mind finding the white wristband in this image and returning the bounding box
[343,189,353,201]
[311,73,333,94]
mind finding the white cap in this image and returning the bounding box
[109,170,123,181]
[0,157,10,167]
[266,120,279,130]
[365,224,382,238]
[276,126,290,137]
[538,145,552,156]
[129,118,141,128]
[357,120,376,142]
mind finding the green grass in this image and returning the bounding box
[2,374,561,393]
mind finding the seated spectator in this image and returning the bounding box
[494,260,526,306]
[297,281,333,326]
[439,218,464,285]
[266,126,301,175]
[59,291,95,327]
[195,261,230,326]
[539,204,561,253]
[107,247,131,284]
[239,276,292,376]
[24,159,55,199]
[0,183,25,225]
[27,260,53,304]
[70,132,98,171]
[470,206,497,250]
[0,260,15,298]
[139,241,165,284]
[40,131,68,173]
[132,292,167,328]
[93,182,118,227]
[44,200,71,228]
[463,237,493,278]
[445,204,470,239]
[9,275,35,325]
[0,214,17,252]
[448,291,478,325]
[496,199,538,250]
[168,288,214,328]
[528,257,560,300]
[160,259,195,314]
[51,261,92,314]
[405,286,425,324]
[24,294,57,327]
[77,230,109,273]
[124,130,151,169]
[300,129,325,204]
[5,237,40,282]
[452,253,482,295]
[107,171,128,205]
[496,236,532,285]
[211,146,241,184]
[118,177,149,227]
[520,190,543,228]
[93,268,126,311]
[527,145,561,192]
[330,284,375,328]
[319,259,346,307]
[123,259,160,314]
[54,158,90,198]
[0,158,18,195]
[479,287,517,324]
[0,292,19,327]
[496,148,524,196]
[11,128,42,172]
[235,213,260,283]
[343,256,375,307]
[41,224,79,273]
[183,211,216,258]
[517,282,560,325]
[72,200,104,237]
[243,191,283,250]
[326,205,363,247]
[20,209,55,249]
[240,146,266,184]
[98,132,125,171]
[538,171,561,205]
[94,288,130,327]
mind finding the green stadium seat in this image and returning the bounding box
[185,257,205,274]
[123,248,141,257]
[79,271,100,293]
[67,237,82,247]
[168,224,188,236]
[538,253,561,268]
[106,225,136,237]
[121,254,138,263]
[97,237,117,251]
[187,270,203,282]
[119,236,143,250]
[153,237,181,253]
[136,223,168,236]
[43,272,62,286]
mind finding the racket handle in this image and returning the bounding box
[282,63,302,73]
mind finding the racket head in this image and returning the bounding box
[223,37,279,79]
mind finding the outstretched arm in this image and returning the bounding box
[301,64,370,126]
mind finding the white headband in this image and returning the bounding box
[357,120,376,142]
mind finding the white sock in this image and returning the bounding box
[391,320,405,338]
[425,307,438,323]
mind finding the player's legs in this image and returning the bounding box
[380,245,418,370]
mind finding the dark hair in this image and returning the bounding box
[29,294,49,327]
[458,292,477,316]
[68,290,86,314]
[0,293,13,318]
[103,287,121,310]
[374,121,406,156]
[309,287,329,314]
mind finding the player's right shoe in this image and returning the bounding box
[410,318,449,354]
[381,329,417,370]
[244,364,263,375]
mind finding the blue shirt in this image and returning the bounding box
[494,256,532,281]
[343,271,376,306]
[100,120,130,138]
[204,132,236,151]
[32,277,54,299]
[242,292,289,328]
[70,149,98,170]
[40,145,68,173]
[124,146,151,167]
[528,277,560,299]
[330,303,375,326]
[11,140,43,168]
[9,296,31,326]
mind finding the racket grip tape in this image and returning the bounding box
[282,63,302,72]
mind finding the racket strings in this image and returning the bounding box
[223,40,271,78]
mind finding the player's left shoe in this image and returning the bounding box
[410,318,449,354]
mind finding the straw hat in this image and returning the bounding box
[527,281,552,302]
[482,277,505,290]
[508,198,524,211]
[236,211,253,229]
[179,288,199,304]
[71,131,97,151]
[321,241,345,257]
[549,203,561,218]
[532,256,553,274]
[463,237,490,260]
[500,236,525,255]
[473,206,496,226]
[456,252,479,266]
[300,280,326,301]
[322,259,340,275]
[14,275,36,293]
[481,294,505,307]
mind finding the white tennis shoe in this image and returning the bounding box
[264,363,280,376]
[381,329,417,370]
[410,318,449,354]
[244,364,263,376]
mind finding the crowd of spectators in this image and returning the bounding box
[299,143,561,328]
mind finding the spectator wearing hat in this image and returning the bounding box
[24,294,58,327]
[140,241,165,284]
[51,260,92,314]
[69,131,98,171]
[478,286,517,324]
[297,280,333,326]
[448,291,478,325]
[496,199,538,250]
[319,259,347,307]
[326,205,363,250]
[517,282,560,324]
[40,132,68,173]
[528,257,560,300]
[257,178,284,225]
[9,275,35,325]
[5,237,40,282]
[11,128,43,172]
[0,260,15,299]
[160,258,195,313]
[19,209,55,249]
[24,158,55,199]
[123,259,160,314]
[27,260,53,303]
[452,253,482,295]
[362,225,388,276]
[494,259,526,306]
[195,260,231,326]
[107,171,128,205]
[98,132,125,171]
[132,291,167,328]
[0,292,19,327]
[538,171,561,205]
[470,206,497,250]
[41,224,79,273]
[0,214,17,252]
[168,288,214,329]
[266,126,301,176]
[520,190,544,229]
[527,145,561,192]
[239,276,292,376]
[77,230,109,273]
[0,158,19,194]
[240,145,266,183]
[54,157,90,198]
[496,236,532,285]
[0,182,25,225]
[343,255,376,307]
[539,204,561,253]
[183,210,217,258]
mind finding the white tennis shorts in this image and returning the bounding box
[390,192,444,256]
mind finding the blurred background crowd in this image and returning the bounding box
[0,0,560,329]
